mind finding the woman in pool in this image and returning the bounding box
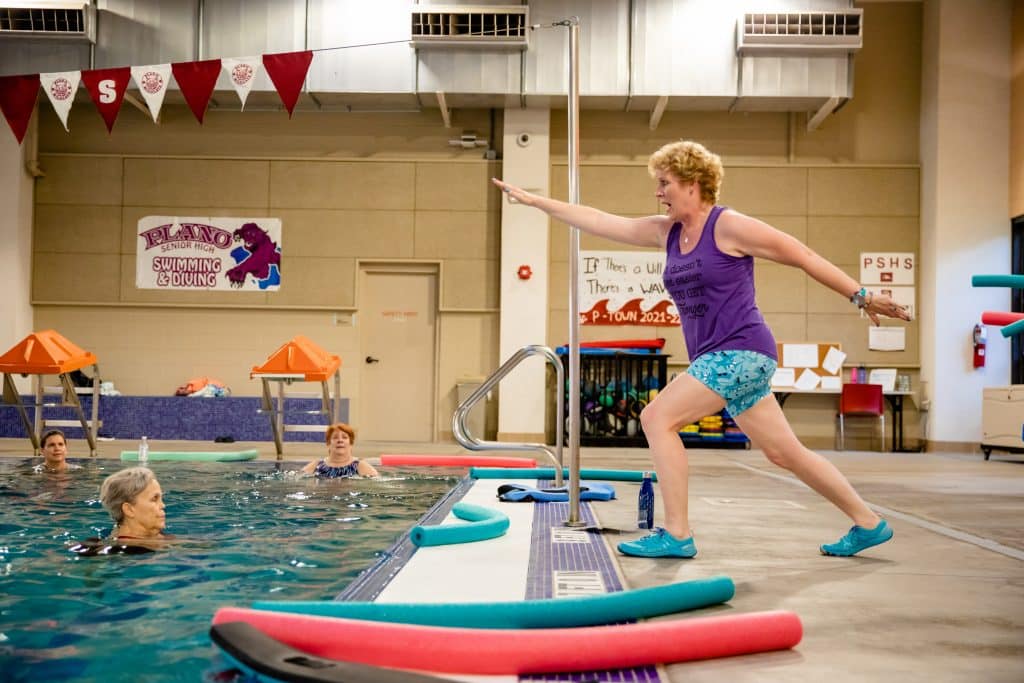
[301,423,378,478]
[100,466,167,544]
[36,429,72,473]
[71,466,169,555]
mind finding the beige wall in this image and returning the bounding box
[32,107,503,439]
[27,1,927,446]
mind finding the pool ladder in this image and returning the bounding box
[453,345,584,524]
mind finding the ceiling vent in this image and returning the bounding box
[0,1,96,42]
[410,5,528,50]
[737,10,862,56]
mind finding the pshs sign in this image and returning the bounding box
[860,252,915,286]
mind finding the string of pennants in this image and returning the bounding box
[0,50,315,144]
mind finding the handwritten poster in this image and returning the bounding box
[580,251,677,326]
[136,216,282,291]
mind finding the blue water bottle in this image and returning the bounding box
[637,471,655,529]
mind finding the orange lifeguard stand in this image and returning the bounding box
[0,330,101,456]
[251,335,342,458]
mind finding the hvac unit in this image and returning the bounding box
[410,5,528,50]
[0,1,96,42]
[737,10,862,56]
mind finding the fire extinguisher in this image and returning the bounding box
[973,323,987,368]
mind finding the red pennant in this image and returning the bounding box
[81,67,131,133]
[171,59,221,124]
[0,74,40,144]
[262,51,312,118]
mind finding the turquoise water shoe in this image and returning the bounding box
[820,520,893,556]
[617,528,697,558]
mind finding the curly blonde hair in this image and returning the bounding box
[647,140,724,205]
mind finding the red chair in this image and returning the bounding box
[836,383,885,451]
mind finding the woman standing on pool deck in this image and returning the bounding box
[301,423,379,478]
[492,140,912,559]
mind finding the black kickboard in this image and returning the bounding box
[209,621,460,683]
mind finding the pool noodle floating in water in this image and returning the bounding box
[409,502,508,547]
[120,450,259,462]
[380,454,537,468]
[210,607,803,675]
[251,575,734,628]
[470,466,657,482]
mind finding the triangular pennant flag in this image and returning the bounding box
[81,67,131,133]
[171,59,221,124]
[130,64,171,123]
[40,71,80,132]
[0,74,40,144]
[221,57,260,111]
[262,50,312,118]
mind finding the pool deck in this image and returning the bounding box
[4,437,1023,682]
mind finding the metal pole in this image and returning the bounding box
[565,17,584,527]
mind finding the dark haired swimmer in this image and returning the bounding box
[70,467,170,555]
[36,429,75,474]
[301,423,379,478]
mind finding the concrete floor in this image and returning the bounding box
[7,436,1023,682]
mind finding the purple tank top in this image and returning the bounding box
[663,206,777,361]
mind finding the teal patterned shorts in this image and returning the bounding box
[687,350,777,416]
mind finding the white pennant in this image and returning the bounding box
[221,57,261,110]
[130,64,171,123]
[39,71,81,131]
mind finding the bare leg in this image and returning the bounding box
[639,374,726,538]
[733,394,880,528]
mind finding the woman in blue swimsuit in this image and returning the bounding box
[301,423,379,478]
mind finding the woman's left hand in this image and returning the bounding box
[864,292,912,325]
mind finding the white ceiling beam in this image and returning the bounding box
[807,96,841,132]
[436,91,451,128]
[124,92,156,122]
[649,95,668,131]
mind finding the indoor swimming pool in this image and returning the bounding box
[0,457,461,681]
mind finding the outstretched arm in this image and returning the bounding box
[715,210,912,325]
[491,178,670,249]
[300,459,318,474]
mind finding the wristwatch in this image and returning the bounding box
[850,287,868,309]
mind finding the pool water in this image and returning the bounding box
[0,458,460,682]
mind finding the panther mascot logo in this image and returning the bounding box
[226,222,281,288]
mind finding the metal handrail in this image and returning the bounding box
[452,344,565,490]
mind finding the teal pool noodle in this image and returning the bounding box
[120,450,259,462]
[252,575,735,629]
[409,502,509,547]
[972,274,1024,289]
[470,467,658,482]
[1001,318,1024,338]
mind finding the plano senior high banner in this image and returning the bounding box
[580,251,678,326]
[136,217,282,291]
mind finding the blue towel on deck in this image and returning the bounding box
[496,482,616,502]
